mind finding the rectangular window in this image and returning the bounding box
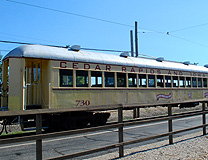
[105,72,115,87]
[33,64,36,82]
[37,63,40,81]
[165,76,171,87]
[173,76,178,87]
[117,73,126,87]
[128,73,137,87]
[198,78,202,87]
[157,75,164,87]
[203,78,207,87]
[179,77,185,87]
[76,70,88,87]
[148,75,155,87]
[192,77,197,87]
[186,77,191,87]
[91,71,102,87]
[60,69,73,87]
[139,74,147,87]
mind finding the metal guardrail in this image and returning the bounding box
[0,102,207,160]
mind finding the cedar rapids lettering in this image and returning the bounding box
[60,61,206,77]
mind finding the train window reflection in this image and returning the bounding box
[165,76,171,87]
[198,78,202,87]
[186,77,191,87]
[33,64,36,82]
[203,78,207,87]
[173,76,178,87]
[157,75,164,87]
[179,77,185,87]
[91,71,102,87]
[148,75,155,87]
[128,73,137,87]
[117,73,126,87]
[60,69,73,87]
[192,77,197,87]
[76,70,88,87]
[139,74,147,87]
[105,72,115,87]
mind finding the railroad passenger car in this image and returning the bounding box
[1,44,208,130]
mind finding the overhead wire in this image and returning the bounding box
[169,22,208,33]
[0,31,65,45]
[4,0,208,56]
[0,39,157,58]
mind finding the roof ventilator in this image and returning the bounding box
[183,61,190,65]
[204,64,208,68]
[71,45,81,51]
[156,57,164,62]
[120,52,129,58]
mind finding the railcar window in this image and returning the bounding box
[179,77,185,87]
[33,64,36,81]
[173,76,178,87]
[117,73,126,87]
[192,77,197,87]
[60,69,73,87]
[91,71,102,87]
[128,73,137,87]
[157,75,164,87]
[165,76,171,87]
[198,78,202,87]
[186,77,191,87]
[139,74,147,87]
[105,72,115,87]
[76,70,88,87]
[148,75,155,87]
[37,63,40,81]
[203,78,207,87]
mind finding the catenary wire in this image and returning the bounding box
[6,0,206,48]
[169,22,208,33]
[0,39,156,58]
[6,0,163,33]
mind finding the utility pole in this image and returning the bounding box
[135,21,139,57]
[130,30,134,57]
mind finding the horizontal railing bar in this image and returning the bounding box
[123,124,208,146]
[0,104,122,117]
[1,99,207,117]
[0,123,120,145]
[46,143,119,160]
[46,124,208,160]
[122,110,208,127]
[0,110,207,145]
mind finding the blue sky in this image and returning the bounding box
[1,0,208,65]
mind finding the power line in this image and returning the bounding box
[6,0,167,34]
[169,22,208,33]
[6,0,134,28]
[0,39,130,52]
[167,34,208,48]
[0,39,157,58]
[0,31,65,45]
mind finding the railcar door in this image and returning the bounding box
[25,60,42,109]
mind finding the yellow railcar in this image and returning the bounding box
[1,45,208,130]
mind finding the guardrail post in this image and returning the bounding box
[118,105,124,157]
[133,107,140,119]
[133,108,136,119]
[202,102,206,135]
[168,105,173,144]
[36,114,42,160]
